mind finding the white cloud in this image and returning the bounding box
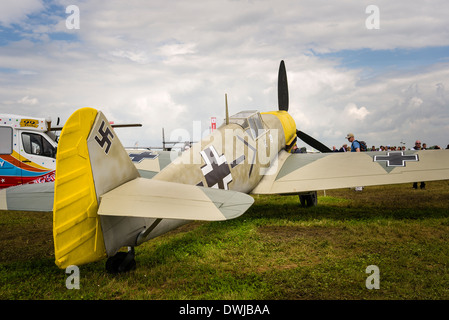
[344,103,370,121]
[158,43,196,57]
[0,0,44,27]
[18,95,38,105]
[110,49,150,64]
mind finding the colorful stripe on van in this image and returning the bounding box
[0,151,55,189]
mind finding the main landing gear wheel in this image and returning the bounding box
[299,191,317,207]
[106,247,136,274]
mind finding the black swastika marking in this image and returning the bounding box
[95,120,114,154]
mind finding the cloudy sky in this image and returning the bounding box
[1,0,448,150]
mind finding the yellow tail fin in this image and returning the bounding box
[53,107,106,269]
[53,107,140,269]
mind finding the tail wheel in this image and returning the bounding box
[105,248,136,273]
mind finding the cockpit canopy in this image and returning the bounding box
[229,110,266,140]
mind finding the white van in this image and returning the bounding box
[0,114,57,189]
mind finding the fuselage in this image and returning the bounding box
[153,110,296,193]
[127,110,297,247]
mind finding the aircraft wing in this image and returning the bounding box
[126,149,177,178]
[252,149,449,194]
[0,182,54,212]
[0,150,177,212]
[98,177,254,221]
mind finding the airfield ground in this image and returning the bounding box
[1,180,449,300]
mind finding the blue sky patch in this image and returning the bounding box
[0,26,23,45]
[315,46,449,77]
[0,1,73,45]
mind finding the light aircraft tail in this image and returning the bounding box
[53,107,139,268]
[53,108,253,269]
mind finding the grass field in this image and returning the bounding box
[1,180,449,300]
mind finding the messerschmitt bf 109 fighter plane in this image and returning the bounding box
[2,61,449,273]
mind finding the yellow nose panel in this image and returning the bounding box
[261,111,297,147]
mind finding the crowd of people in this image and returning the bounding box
[333,138,449,152]
[331,134,449,191]
[290,134,447,192]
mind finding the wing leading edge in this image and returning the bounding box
[252,150,449,194]
[98,177,254,221]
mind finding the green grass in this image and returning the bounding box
[1,180,449,300]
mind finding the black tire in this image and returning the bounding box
[299,195,306,207]
[299,191,317,207]
[106,252,136,274]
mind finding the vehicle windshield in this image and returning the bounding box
[22,132,57,158]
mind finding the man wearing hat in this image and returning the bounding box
[346,133,363,191]
[412,140,425,189]
[346,133,360,152]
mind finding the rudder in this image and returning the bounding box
[53,107,139,269]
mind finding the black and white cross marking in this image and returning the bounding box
[200,146,233,190]
[128,151,158,163]
[94,120,114,154]
[373,151,419,167]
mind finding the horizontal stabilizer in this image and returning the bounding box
[98,177,254,221]
[0,182,54,212]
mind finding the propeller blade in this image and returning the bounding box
[277,60,331,153]
[296,130,332,153]
[278,60,289,111]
